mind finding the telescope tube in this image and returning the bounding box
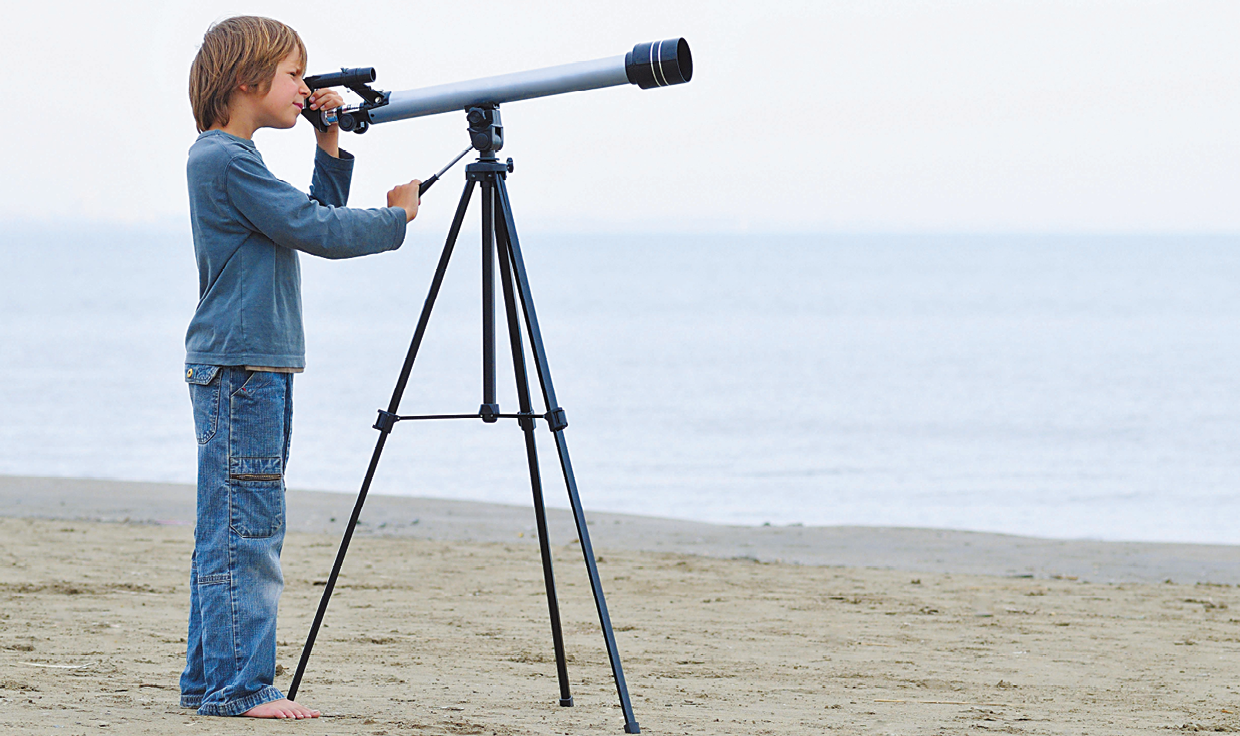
[367,38,691,125]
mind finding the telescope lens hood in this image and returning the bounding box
[625,38,692,89]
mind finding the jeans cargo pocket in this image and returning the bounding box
[185,364,222,445]
[227,371,289,539]
[228,456,285,538]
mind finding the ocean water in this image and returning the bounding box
[1,225,1238,544]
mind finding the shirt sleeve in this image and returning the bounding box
[225,151,407,260]
[309,146,353,207]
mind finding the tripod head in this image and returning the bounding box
[467,105,503,153]
[412,104,509,199]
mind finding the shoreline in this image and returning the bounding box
[3,474,1237,584]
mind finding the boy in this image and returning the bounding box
[181,16,420,719]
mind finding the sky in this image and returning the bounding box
[0,0,1237,233]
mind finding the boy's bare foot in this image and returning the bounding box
[242,698,320,719]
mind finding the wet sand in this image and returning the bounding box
[4,475,1238,585]
[2,475,1239,734]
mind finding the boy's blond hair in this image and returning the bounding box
[189,16,308,133]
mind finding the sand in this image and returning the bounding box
[2,476,1240,734]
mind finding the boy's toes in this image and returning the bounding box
[242,698,318,718]
[288,701,320,719]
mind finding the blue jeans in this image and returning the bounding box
[180,365,292,715]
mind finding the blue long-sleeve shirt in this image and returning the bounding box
[184,130,406,369]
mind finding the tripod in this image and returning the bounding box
[287,104,640,734]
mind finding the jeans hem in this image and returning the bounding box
[180,695,202,708]
[196,685,285,716]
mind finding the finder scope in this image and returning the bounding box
[304,67,376,90]
[302,38,691,134]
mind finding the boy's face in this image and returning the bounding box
[248,51,310,130]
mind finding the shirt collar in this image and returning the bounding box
[198,129,257,150]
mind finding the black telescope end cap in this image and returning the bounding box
[625,38,692,90]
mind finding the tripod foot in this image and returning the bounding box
[624,722,641,734]
[558,696,574,707]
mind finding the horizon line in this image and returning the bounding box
[3,216,1239,240]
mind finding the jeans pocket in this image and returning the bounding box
[227,371,289,539]
[185,364,222,445]
[229,456,285,538]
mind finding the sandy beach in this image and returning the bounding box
[2,476,1240,734]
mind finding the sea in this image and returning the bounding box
[2,225,1237,545]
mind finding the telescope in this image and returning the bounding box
[291,36,694,736]
[303,38,692,133]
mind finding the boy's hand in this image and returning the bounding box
[307,89,344,114]
[387,180,422,222]
[308,89,345,158]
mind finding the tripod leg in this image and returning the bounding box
[493,179,641,734]
[481,179,498,417]
[492,207,574,707]
[288,180,477,701]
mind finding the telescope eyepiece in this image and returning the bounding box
[625,38,692,89]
